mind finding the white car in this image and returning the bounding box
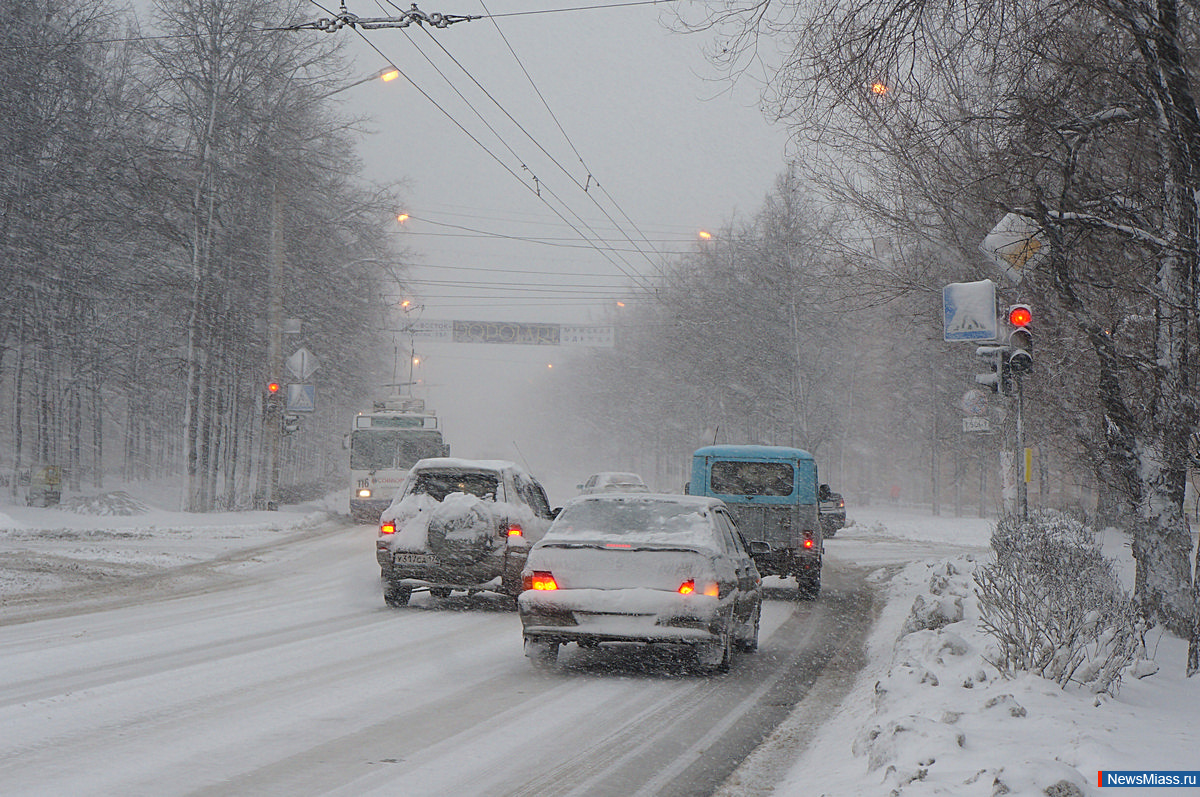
[518,493,762,672]
[577,471,650,494]
[377,458,557,606]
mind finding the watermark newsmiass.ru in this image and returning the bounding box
[1099,771,1200,787]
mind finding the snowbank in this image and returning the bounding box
[763,511,1199,797]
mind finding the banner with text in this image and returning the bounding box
[406,320,614,347]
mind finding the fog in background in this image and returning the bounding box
[297,0,793,501]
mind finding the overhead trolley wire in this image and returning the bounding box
[329,3,660,298]
[475,0,668,279]
[384,3,660,294]
[0,1,671,51]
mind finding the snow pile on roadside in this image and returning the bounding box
[776,549,1198,796]
[0,492,343,608]
[61,491,149,516]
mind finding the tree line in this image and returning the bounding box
[0,0,405,511]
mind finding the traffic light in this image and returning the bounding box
[265,381,283,412]
[1006,304,1033,373]
[281,413,301,435]
[975,344,1006,393]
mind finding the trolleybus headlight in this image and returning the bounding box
[357,488,372,499]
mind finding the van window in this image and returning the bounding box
[710,461,794,497]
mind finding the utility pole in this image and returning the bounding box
[1016,375,1027,518]
[263,184,284,510]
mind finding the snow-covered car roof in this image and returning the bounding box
[409,457,524,475]
[579,471,650,493]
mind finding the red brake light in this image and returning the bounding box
[678,579,696,595]
[526,571,558,591]
[380,521,396,535]
[803,537,814,549]
[506,524,523,537]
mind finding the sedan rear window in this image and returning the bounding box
[547,499,715,548]
[410,471,499,502]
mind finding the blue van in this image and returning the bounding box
[688,445,823,597]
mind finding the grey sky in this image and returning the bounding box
[323,1,792,493]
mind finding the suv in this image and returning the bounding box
[818,484,846,538]
[376,458,557,606]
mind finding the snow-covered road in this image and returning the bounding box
[0,517,881,797]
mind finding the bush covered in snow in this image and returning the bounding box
[974,510,1144,694]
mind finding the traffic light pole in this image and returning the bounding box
[1016,375,1027,519]
[264,185,284,510]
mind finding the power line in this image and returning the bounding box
[342,18,662,295]
[410,3,667,282]
[395,213,692,249]
[385,14,659,293]
[0,1,667,49]
[476,0,669,279]
[402,261,663,276]
[479,0,670,19]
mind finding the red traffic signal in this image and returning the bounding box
[1008,304,1032,328]
[267,382,282,395]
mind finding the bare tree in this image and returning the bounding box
[680,0,1200,669]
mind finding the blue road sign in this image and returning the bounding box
[287,384,316,413]
[943,280,998,341]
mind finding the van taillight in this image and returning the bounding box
[803,530,815,549]
[380,521,396,535]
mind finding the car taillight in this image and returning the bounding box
[679,579,719,596]
[506,524,523,537]
[803,530,815,549]
[525,571,558,590]
[837,499,844,509]
[380,521,396,535]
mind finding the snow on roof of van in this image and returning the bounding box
[692,444,815,460]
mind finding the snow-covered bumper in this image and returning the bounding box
[379,548,526,593]
[751,544,820,579]
[518,587,730,646]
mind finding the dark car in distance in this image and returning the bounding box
[819,484,846,538]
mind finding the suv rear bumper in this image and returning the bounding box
[379,548,526,595]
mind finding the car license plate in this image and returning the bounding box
[394,552,436,565]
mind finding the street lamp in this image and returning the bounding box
[309,66,402,102]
